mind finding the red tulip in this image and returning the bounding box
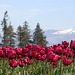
[8,50,16,59]
[22,53,28,57]
[28,50,32,58]
[36,54,41,60]
[16,48,22,55]
[73,54,75,58]
[40,50,45,55]
[70,40,75,49]
[17,55,22,59]
[52,62,57,68]
[32,51,39,58]
[6,46,14,50]
[45,46,54,54]
[9,60,18,68]
[55,46,63,55]
[41,54,46,61]
[24,57,33,65]
[47,52,55,61]
[33,45,42,52]
[63,49,67,54]
[26,44,32,50]
[19,61,25,67]
[53,44,58,49]
[22,48,29,53]
[63,56,72,66]
[62,41,69,48]
[52,55,61,62]
[28,59,33,65]
[58,44,64,48]
[50,61,57,68]
[24,57,30,64]
[0,50,3,57]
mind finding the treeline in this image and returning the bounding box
[0,11,48,48]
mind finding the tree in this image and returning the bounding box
[17,25,24,48]
[17,21,31,48]
[1,11,9,47]
[22,21,31,47]
[33,23,48,47]
[7,22,15,47]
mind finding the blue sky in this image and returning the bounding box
[0,0,75,31]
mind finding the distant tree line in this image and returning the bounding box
[0,11,48,48]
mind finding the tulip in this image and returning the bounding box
[19,61,25,67]
[28,59,33,65]
[0,50,3,57]
[9,60,18,68]
[32,51,39,58]
[33,45,42,52]
[51,62,57,68]
[28,50,32,58]
[40,50,45,55]
[47,52,55,61]
[58,44,64,48]
[22,48,29,53]
[52,55,61,62]
[36,54,41,60]
[63,56,72,66]
[41,54,46,61]
[16,48,22,55]
[70,40,75,49]
[62,41,69,48]
[7,50,16,59]
[45,46,54,54]
[55,46,63,55]
[26,44,32,50]
[24,57,30,64]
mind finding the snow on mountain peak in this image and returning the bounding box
[52,28,75,34]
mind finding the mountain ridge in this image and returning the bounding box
[52,28,75,35]
[0,28,75,46]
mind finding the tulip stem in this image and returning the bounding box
[11,68,14,75]
[23,66,25,75]
[48,62,50,75]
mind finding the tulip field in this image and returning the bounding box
[0,40,75,75]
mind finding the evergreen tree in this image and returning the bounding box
[7,22,15,47]
[33,23,48,47]
[17,25,23,48]
[22,21,31,47]
[1,11,9,47]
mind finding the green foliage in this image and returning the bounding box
[7,22,15,47]
[17,25,24,48]
[22,21,31,47]
[0,59,75,75]
[1,11,15,47]
[17,21,31,48]
[33,23,48,47]
[1,11,9,47]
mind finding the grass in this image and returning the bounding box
[0,58,75,75]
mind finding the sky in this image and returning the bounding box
[0,0,75,32]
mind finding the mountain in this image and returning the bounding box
[0,28,75,47]
[52,28,75,34]
[45,28,75,46]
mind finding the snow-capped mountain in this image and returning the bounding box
[52,28,75,35]
[0,28,75,47]
[44,28,75,46]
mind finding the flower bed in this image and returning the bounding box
[0,40,75,75]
